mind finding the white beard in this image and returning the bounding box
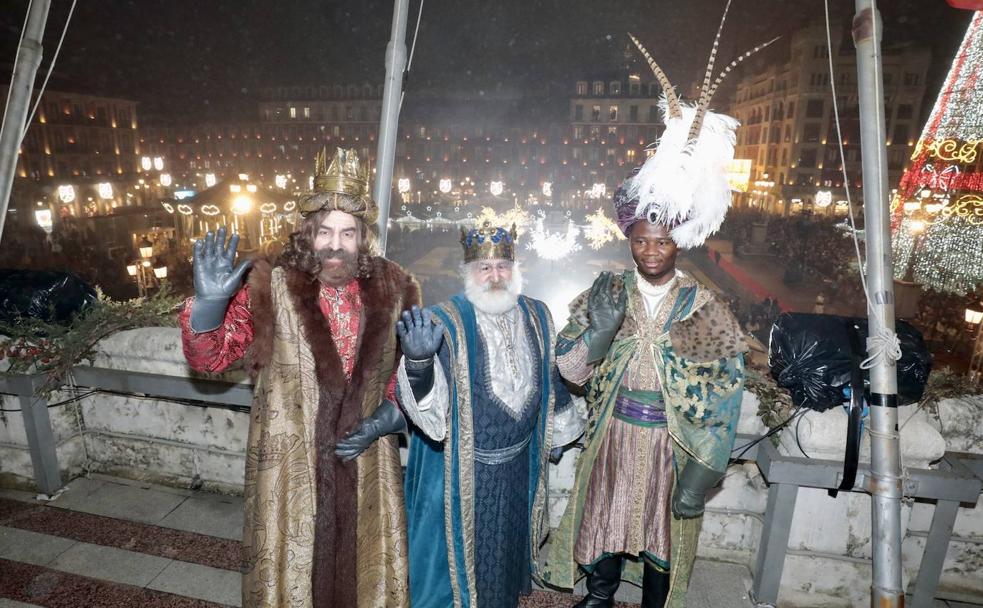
[463,263,523,315]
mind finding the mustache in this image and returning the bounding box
[316,248,356,262]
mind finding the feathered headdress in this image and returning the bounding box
[624,0,778,249]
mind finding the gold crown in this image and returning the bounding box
[460,221,517,263]
[314,147,370,197]
[299,147,377,221]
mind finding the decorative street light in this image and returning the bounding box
[141,157,152,171]
[126,257,166,297]
[57,184,75,203]
[97,183,113,200]
[438,178,452,194]
[138,237,154,259]
[153,157,164,171]
[204,173,217,188]
[490,181,504,196]
[398,178,411,194]
[542,181,553,198]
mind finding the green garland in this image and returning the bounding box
[0,286,181,397]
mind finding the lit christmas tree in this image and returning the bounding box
[892,11,983,296]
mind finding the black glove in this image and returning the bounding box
[549,446,566,464]
[586,271,627,364]
[671,459,723,519]
[190,226,251,332]
[396,306,444,400]
[404,357,435,401]
[334,400,407,461]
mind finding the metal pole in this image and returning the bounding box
[0,0,52,243]
[852,3,904,606]
[373,0,410,255]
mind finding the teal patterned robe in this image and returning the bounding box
[542,269,746,607]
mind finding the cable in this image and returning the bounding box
[398,0,425,112]
[822,0,901,371]
[794,410,811,458]
[23,0,78,138]
[730,407,804,462]
[0,389,98,412]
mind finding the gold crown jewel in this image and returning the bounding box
[299,147,377,222]
[460,221,517,263]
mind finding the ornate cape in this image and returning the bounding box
[543,270,745,607]
[242,257,419,608]
[403,295,560,608]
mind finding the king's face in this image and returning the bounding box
[314,210,360,256]
[471,258,513,291]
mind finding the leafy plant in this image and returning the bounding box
[0,285,181,397]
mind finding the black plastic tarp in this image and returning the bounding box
[0,269,98,325]
[768,313,932,412]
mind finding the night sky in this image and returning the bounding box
[0,0,975,124]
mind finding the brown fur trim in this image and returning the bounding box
[244,257,274,378]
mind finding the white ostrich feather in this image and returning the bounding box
[627,98,739,249]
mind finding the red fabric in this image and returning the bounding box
[180,278,398,399]
[946,0,983,9]
[180,287,254,373]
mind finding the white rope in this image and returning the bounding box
[823,0,902,368]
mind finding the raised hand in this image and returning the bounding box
[396,305,444,361]
[585,271,627,363]
[189,226,251,332]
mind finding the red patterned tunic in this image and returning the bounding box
[180,279,397,398]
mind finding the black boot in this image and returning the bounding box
[641,561,670,608]
[574,555,623,608]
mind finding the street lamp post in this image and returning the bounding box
[126,238,167,297]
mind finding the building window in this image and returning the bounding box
[608,106,618,122]
[630,105,638,122]
[592,105,601,122]
[575,105,583,121]
[798,148,818,168]
[648,106,659,122]
[903,73,920,87]
[576,81,588,96]
[896,104,914,120]
[892,124,909,145]
[648,83,659,96]
[806,99,824,118]
[608,126,618,135]
[803,123,821,143]
[574,126,584,139]
[787,101,795,119]
[609,81,621,95]
[303,107,310,118]
[346,106,354,120]
[593,81,604,95]
[629,82,640,96]
[289,107,297,119]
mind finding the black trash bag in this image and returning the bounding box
[0,269,98,325]
[768,313,932,412]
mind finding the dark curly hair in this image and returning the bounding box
[277,205,376,281]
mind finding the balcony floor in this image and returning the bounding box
[0,474,973,608]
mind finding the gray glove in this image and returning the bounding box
[334,400,407,461]
[586,271,627,364]
[396,306,444,400]
[190,226,251,332]
[671,459,723,519]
